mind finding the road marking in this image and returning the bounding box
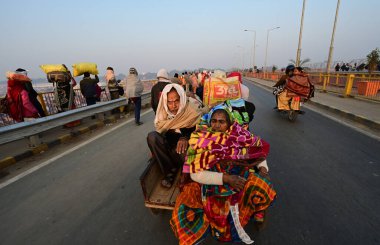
[0,109,153,190]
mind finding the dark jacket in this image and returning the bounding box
[165,127,196,147]
[80,75,99,98]
[151,81,170,113]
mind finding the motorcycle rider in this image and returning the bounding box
[273,65,295,109]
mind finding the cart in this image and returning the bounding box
[139,158,180,213]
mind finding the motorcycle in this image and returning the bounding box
[273,86,305,122]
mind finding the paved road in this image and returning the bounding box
[0,82,379,245]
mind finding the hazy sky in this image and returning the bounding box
[1,0,379,79]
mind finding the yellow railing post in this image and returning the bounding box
[319,73,322,85]
[327,73,331,85]
[344,74,355,97]
[322,75,327,92]
[335,73,339,85]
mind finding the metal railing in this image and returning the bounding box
[0,88,108,127]
[0,81,155,127]
[247,72,380,101]
[0,98,127,145]
[0,91,151,146]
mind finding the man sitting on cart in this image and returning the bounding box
[147,84,207,188]
[171,105,276,244]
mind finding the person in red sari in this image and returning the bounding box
[6,69,39,122]
[171,107,276,244]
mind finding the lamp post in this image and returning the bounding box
[264,26,280,77]
[237,45,244,72]
[296,0,307,67]
[326,0,341,73]
[244,29,256,72]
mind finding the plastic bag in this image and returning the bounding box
[40,64,68,74]
[203,77,242,106]
[72,63,99,77]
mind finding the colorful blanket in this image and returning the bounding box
[171,170,276,244]
[183,122,269,174]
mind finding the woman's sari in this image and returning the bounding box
[171,122,276,244]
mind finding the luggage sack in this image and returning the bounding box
[285,74,313,98]
[72,63,99,77]
[40,64,68,74]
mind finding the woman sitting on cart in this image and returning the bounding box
[147,83,207,188]
[171,105,276,244]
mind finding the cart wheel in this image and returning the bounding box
[149,208,161,215]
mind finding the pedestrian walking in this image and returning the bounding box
[6,68,39,122]
[151,68,171,114]
[105,67,119,100]
[126,67,144,125]
[80,72,99,106]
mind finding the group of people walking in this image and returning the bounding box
[2,66,144,126]
[147,69,276,244]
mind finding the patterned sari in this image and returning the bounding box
[171,123,276,244]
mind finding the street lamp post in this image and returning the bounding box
[264,26,280,78]
[236,45,244,72]
[326,0,341,73]
[296,0,307,67]
[244,29,256,72]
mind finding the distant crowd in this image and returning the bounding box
[334,62,375,72]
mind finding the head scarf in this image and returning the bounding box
[154,84,204,133]
[200,98,250,126]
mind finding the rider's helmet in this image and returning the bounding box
[285,65,295,75]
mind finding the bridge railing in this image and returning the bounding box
[0,91,151,146]
[246,72,380,101]
[0,87,110,127]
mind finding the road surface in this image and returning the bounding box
[0,81,379,245]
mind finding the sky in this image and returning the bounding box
[0,0,379,79]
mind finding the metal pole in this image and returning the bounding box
[244,29,257,72]
[326,0,341,73]
[253,31,256,70]
[296,0,307,67]
[264,27,280,77]
[264,29,270,75]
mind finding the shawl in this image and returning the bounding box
[154,84,204,134]
[126,74,143,98]
[184,122,269,173]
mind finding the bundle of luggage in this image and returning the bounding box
[285,74,314,99]
[203,76,242,107]
[72,63,98,77]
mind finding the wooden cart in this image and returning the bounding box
[140,158,180,212]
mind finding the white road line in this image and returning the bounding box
[0,109,153,190]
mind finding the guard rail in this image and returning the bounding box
[0,92,151,146]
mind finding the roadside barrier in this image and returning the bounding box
[0,91,151,146]
[246,72,380,101]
